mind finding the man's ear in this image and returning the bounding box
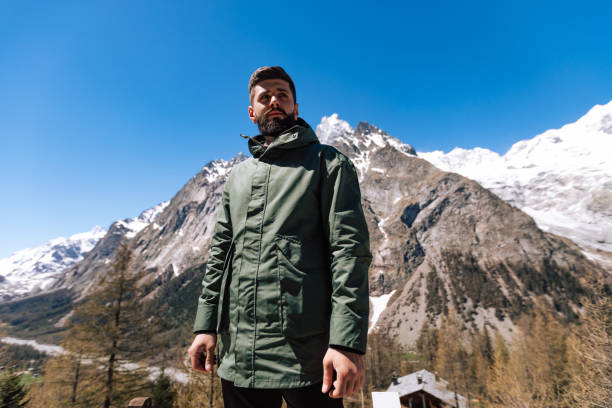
[248,106,257,124]
[294,103,299,119]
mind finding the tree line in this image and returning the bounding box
[1,242,610,407]
[348,285,610,408]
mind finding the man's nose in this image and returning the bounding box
[269,95,280,107]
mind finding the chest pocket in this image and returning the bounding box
[275,235,331,339]
[216,240,235,333]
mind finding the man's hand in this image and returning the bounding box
[321,347,365,399]
[188,333,217,372]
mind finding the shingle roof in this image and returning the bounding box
[386,369,467,408]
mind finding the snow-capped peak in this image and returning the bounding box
[316,114,416,156]
[354,121,417,156]
[0,225,107,301]
[203,159,232,183]
[420,99,612,252]
[419,147,502,181]
[504,101,612,173]
[316,114,354,145]
[0,199,174,301]
[316,114,417,181]
[68,225,107,243]
[117,201,170,239]
[201,154,247,184]
[137,201,170,224]
[574,100,612,134]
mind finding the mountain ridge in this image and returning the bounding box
[1,105,608,350]
[420,99,612,254]
[314,116,603,343]
[0,202,168,302]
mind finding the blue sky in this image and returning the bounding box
[1,0,611,258]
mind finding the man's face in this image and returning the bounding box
[248,78,299,136]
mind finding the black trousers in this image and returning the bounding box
[221,379,343,408]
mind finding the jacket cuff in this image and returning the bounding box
[328,316,368,354]
[193,303,218,332]
[329,344,365,355]
[194,330,217,335]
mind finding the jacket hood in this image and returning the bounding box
[245,118,320,158]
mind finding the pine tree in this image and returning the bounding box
[44,242,152,407]
[0,370,29,408]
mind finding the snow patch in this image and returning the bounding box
[369,290,396,333]
[118,201,170,239]
[203,159,234,184]
[1,337,64,355]
[1,336,189,384]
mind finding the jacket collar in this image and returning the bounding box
[242,118,319,159]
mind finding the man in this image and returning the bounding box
[189,66,371,408]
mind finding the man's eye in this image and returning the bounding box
[260,95,270,101]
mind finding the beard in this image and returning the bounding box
[256,108,297,136]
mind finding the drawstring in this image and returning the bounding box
[240,133,265,146]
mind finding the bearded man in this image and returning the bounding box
[189,66,371,408]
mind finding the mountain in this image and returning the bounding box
[0,202,169,302]
[316,115,604,345]
[419,100,612,260]
[0,226,106,302]
[3,108,607,349]
[51,157,245,297]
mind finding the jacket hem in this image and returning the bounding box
[218,370,323,389]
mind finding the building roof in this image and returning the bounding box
[386,369,467,408]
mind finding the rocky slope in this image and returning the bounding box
[420,100,612,257]
[316,115,604,345]
[52,156,245,297]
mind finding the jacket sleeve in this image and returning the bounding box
[193,183,233,333]
[321,153,372,354]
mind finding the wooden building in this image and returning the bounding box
[386,369,467,408]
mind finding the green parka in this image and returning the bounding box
[193,119,371,388]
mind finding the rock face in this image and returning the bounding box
[129,154,246,288]
[315,115,604,345]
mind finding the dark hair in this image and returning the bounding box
[248,66,296,103]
